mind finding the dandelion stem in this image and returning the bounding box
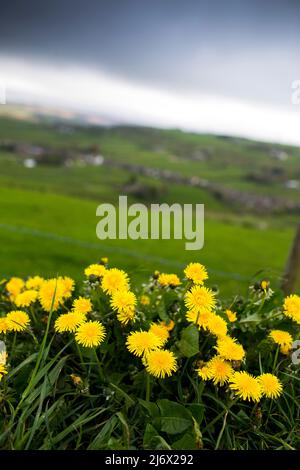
[272,346,280,372]
[93,348,104,382]
[11,332,17,357]
[256,297,266,315]
[146,373,151,402]
[215,410,228,450]
[30,305,38,325]
[27,328,38,346]
[76,342,86,372]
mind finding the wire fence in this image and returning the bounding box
[0,222,253,281]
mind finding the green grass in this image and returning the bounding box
[0,116,299,294]
[0,186,294,296]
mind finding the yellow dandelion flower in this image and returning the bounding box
[229,371,262,402]
[280,344,291,355]
[140,295,150,306]
[0,364,8,381]
[59,276,74,299]
[184,262,208,284]
[145,349,177,378]
[269,330,293,350]
[149,323,169,345]
[75,321,106,348]
[185,285,216,314]
[116,308,135,325]
[110,290,136,314]
[196,363,212,381]
[15,289,38,307]
[226,309,237,322]
[84,263,107,278]
[283,295,300,324]
[126,330,164,357]
[70,374,83,386]
[25,276,44,290]
[207,356,234,385]
[258,373,283,399]
[186,309,200,325]
[6,310,30,332]
[39,278,66,312]
[261,280,269,290]
[215,336,245,361]
[55,312,86,333]
[101,268,129,295]
[161,320,175,331]
[186,309,213,329]
[0,318,9,334]
[110,290,136,324]
[158,273,181,287]
[6,277,24,299]
[72,297,92,315]
[207,313,228,338]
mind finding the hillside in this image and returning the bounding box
[0,115,299,296]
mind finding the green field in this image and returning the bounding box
[0,114,299,296]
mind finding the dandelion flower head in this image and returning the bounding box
[101,268,129,295]
[229,371,262,402]
[215,336,245,361]
[185,285,216,314]
[145,349,177,378]
[75,321,106,348]
[258,373,283,399]
[184,262,208,284]
[126,330,164,357]
[158,273,181,287]
[6,310,30,332]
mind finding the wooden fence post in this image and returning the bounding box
[281,224,300,295]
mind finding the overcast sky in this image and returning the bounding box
[0,0,300,144]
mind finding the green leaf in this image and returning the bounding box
[157,399,193,435]
[187,403,204,424]
[8,352,38,378]
[157,299,169,322]
[88,416,118,450]
[116,412,130,449]
[138,399,160,418]
[239,312,261,324]
[40,407,106,448]
[143,424,171,450]
[109,382,135,409]
[143,423,159,449]
[172,431,197,450]
[177,325,199,358]
[157,290,178,321]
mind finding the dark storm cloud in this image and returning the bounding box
[0,0,300,106]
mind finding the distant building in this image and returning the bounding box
[93,155,105,166]
[270,148,288,161]
[285,180,300,189]
[24,158,37,168]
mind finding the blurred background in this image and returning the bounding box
[0,0,300,296]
